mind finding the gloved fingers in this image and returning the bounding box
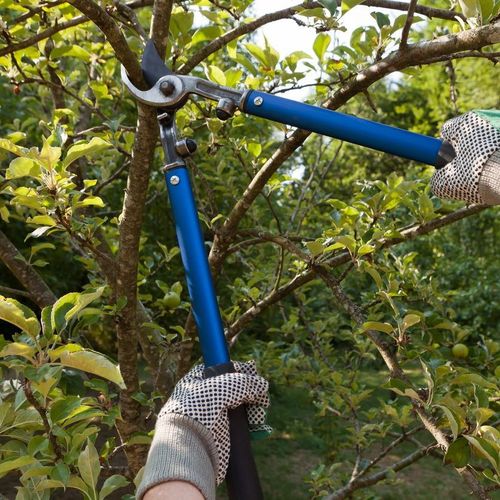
[179,363,205,383]
[246,404,269,425]
[441,113,467,147]
[232,359,258,376]
[430,160,456,199]
[214,372,269,410]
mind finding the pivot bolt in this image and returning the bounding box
[216,98,237,120]
[170,175,180,185]
[160,80,175,96]
[175,138,197,157]
[253,96,263,106]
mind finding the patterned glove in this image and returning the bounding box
[137,361,270,500]
[431,110,500,205]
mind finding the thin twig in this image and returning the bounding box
[399,0,418,49]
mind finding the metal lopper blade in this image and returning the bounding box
[141,40,173,87]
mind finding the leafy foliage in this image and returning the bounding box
[0,0,499,498]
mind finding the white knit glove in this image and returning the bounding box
[162,361,271,485]
[431,110,500,205]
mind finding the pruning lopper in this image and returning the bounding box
[122,40,456,500]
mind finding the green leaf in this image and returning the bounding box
[458,0,480,18]
[401,314,420,331]
[463,435,499,470]
[313,33,331,61]
[247,142,262,157]
[62,137,111,169]
[6,157,39,179]
[357,244,375,256]
[0,297,40,337]
[99,475,129,500]
[0,342,35,360]
[68,475,93,498]
[51,462,70,486]
[48,343,84,361]
[50,396,84,423]
[474,408,495,426]
[362,321,394,334]
[386,379,423,402]
[57,350,125,389]
[445,437,471,468]
[320,0,338,14]
[78,440,100,490]
[371,11,390,28]
[206,65,226,85]
[0,456,36,477]
[479,0,494,20]
[306,240,324,257]
[435,404,460,439]
[450,373,496,389]
[342,0,364,12]
[51,288,104,331]
[74,196,105,208]
[27,215,57,226]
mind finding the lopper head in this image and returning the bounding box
[121,41,245,116]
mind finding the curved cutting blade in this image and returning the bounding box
[141,40,172,87]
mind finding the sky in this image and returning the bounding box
[250,0,396,98]
[252,0,379,52]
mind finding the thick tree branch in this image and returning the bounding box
[150,0,175,58]
[0,230,56,308]
[114,103,157,471]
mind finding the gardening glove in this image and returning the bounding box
[431,110,500,205]
[136,360,271,500]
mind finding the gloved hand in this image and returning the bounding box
[431,110,500,205]
[137,361,270,500]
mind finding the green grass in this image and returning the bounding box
[217,381,495,499]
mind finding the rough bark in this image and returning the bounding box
[0,230,56,308]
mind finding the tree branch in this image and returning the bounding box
[150,0,175,58]
[209,22,499,282]
[361,0,465,21]
[178,1,323,74]
[0,230,56,308]
[227,204,489,339]
[326,445,435,499]
[68,0,143,84]
[399,0,418,49]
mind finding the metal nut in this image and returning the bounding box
[160,80,175,96]
[253,96,263,106]
[169,175,180,185]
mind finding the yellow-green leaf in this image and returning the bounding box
[27,215,57,226]
[78,440,100,489]
[6,157,39,179]
[402,314,421,331]
[57,350,125,389]
[362,321,394,334]
[313,33,331,61]
[0,456,37,477]
[206,65,226,85]
[0,342,35,360]
[0,297,40,337]
[62,137,111,169]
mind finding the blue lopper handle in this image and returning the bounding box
[243,90,455,168]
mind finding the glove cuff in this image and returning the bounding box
[136,413,218,500]
[479,149,500,205]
